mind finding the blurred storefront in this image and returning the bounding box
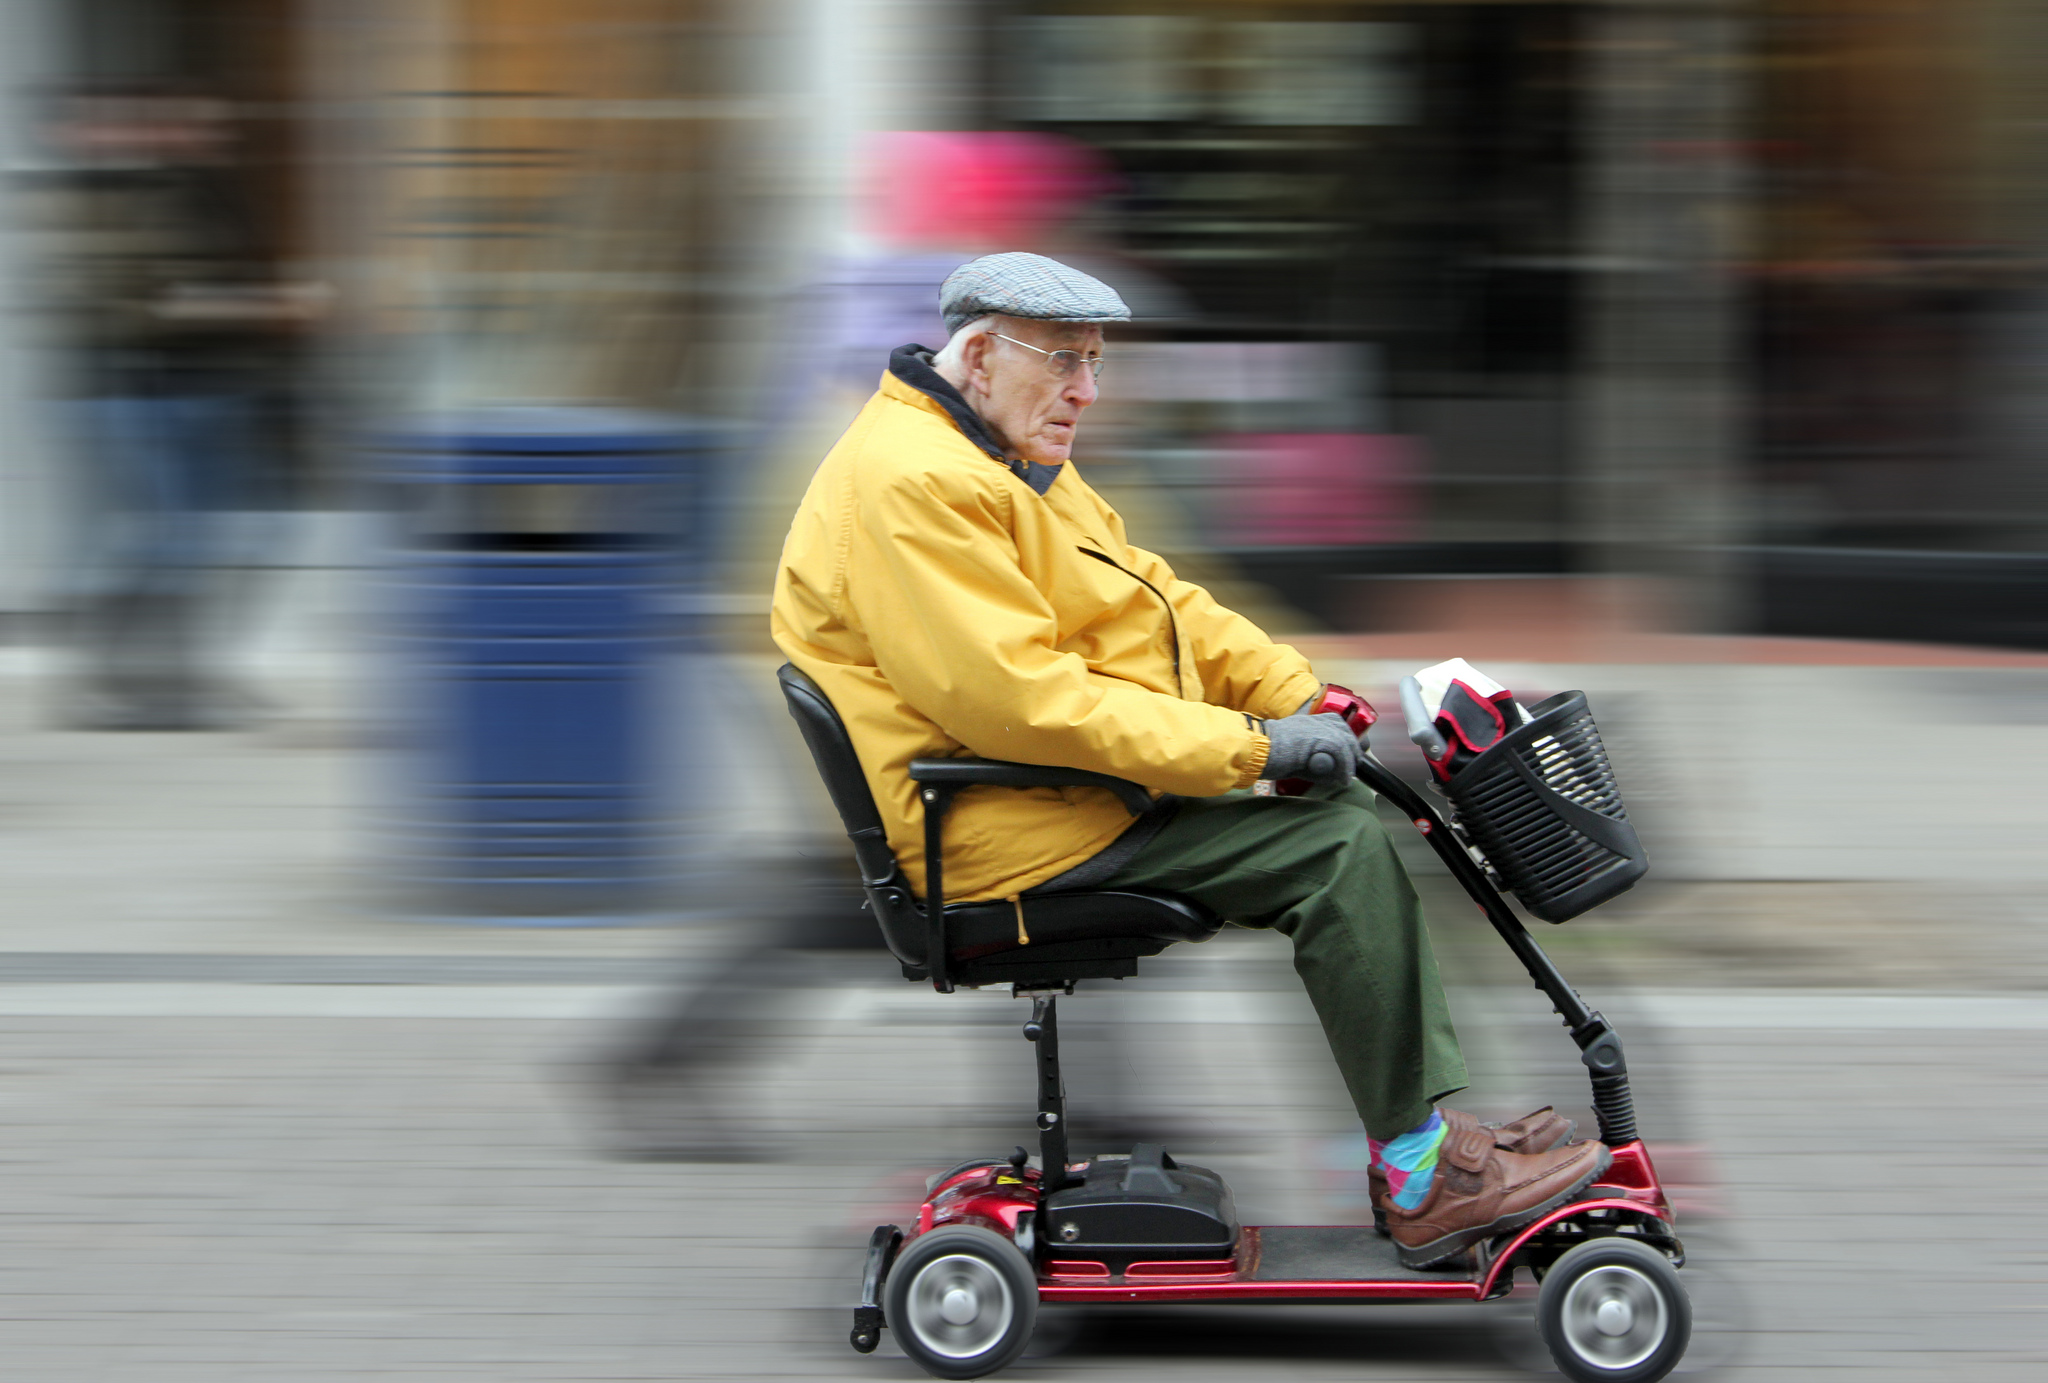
[1746,0,2048,646]
[956,0,2048,648]
[7,0,787,426]
[954,0,1748,637]
[0,0,789,588]
[7,0,2048,650]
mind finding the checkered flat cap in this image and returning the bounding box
[939,252,1132,336]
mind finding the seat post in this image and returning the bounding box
[919,784,961,993]
[1021,993,1070,1191]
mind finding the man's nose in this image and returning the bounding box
[1064,366,1099,409]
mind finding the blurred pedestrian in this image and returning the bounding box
[34,86,318,730]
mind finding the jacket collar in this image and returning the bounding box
[888,344,1006,461]
[885,344,1065,495]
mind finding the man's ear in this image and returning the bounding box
[960,329,994,390]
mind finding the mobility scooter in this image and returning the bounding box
[779,663,1687,1382]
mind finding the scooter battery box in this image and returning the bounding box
[1041,1144,1239,1268]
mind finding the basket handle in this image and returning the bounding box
[1499,745,1644,861]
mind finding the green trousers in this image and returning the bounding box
[1099,780,1467,1138]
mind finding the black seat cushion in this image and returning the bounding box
[944,888,1220,962]
[870,886,1221,987]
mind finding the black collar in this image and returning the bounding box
[888,344,1066,496]
[890,344,1007,462]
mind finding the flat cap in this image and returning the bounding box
[939,252,1132,336]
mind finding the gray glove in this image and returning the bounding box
[1262,712,1361,791]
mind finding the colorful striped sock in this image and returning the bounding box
[1369,1109,1448,1211]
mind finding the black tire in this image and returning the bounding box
[1537,1238,1691,1383]
[883,1224,1038,1380]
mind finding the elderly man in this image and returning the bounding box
[772,252,1606,1267]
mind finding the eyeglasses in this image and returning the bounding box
[990,332,1107,381]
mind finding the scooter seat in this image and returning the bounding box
[778,660,1220,986]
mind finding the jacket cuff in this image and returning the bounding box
[1232,732,1273,790]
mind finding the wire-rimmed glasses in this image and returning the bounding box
[990,332,1107,381]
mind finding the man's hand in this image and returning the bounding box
[1263,712,1362,792]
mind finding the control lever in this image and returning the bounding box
[1400,675,1450,763]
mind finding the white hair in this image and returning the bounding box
[931,315,995,373]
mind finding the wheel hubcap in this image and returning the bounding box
[940,1289,978,1325]
[906,1254,1013,1359]
[1561,1263,1667,1370]
[1596,1298,1635,1335]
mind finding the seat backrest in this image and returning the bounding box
[776,663,897,884]
[777,661,1218,986]
[777,663,925,962]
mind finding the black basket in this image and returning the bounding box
[1440,691,1646,923]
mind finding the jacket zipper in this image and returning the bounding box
[1077,546,1183,695]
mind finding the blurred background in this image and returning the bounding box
[1,1,2045,1379]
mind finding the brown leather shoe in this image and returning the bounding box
[1487,1105,1577,1153]
[1369,1105,1578,1234]
[1383,1109,1610,1268]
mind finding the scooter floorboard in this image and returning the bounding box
[1040,1225,1483,1305]
[1249,1226,1469,1282]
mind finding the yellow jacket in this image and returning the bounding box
[772,367,1322,902]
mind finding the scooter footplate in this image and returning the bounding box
[1247,1226,1475,1281]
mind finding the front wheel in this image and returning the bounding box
[882,1224,1037,1380]
[1538,1238,1691,1383]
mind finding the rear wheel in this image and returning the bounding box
[883,1224,1037,1379]
[1538,1238,1691,1383]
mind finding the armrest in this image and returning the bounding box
[908,758,1154,816]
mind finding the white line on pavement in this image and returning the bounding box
[0,983,2039,1029]
[0,984,626,1020]
[1628,989,2048,1031]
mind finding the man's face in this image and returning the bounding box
[971,320,1104,466]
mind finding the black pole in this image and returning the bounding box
[1355,755,1641,1144]
[920,784,957,993]
[1356,756,1591,1025]
[1024,995,1070,1189]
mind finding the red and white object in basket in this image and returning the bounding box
[1408,658,1530,783]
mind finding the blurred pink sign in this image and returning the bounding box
[866,132,1119,249]
[1217,433,1420,546]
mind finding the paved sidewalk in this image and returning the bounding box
[0,974,2042,1380]
[4,583,2046,1379]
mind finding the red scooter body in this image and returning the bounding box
[904,1140,1676,1307]
[829,676,1691,1383]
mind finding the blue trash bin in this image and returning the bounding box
[376,407,719,921]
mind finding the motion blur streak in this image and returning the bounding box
[0,1,2043,1379]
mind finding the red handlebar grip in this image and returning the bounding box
[1272,684,1379,796]
[1313,684,1378,737]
